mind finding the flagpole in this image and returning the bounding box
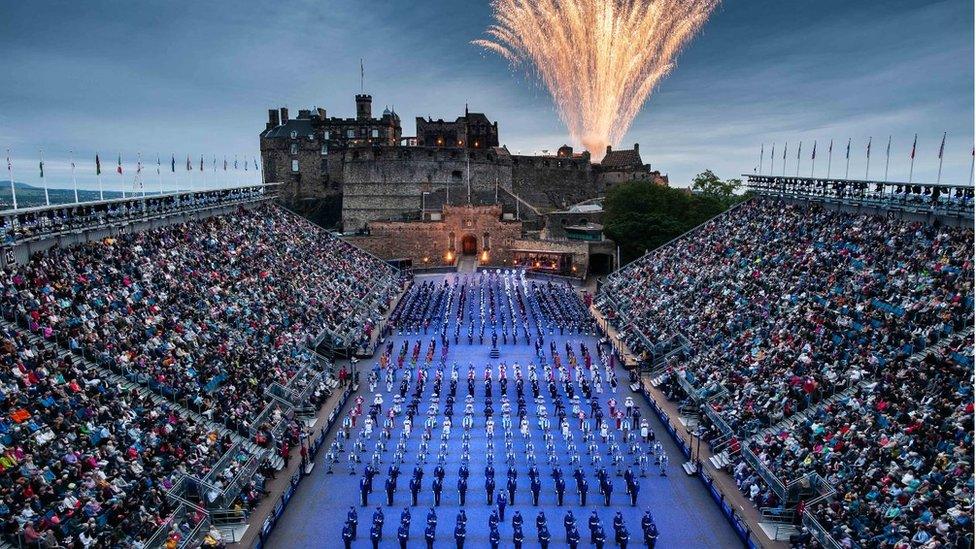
[158,156,163,195]
[6,149,17,210]
[810,140,816,177]
[40,149,50,206]
[759,144,764,175]
[883,136,892,182]
[96,153,104,201]
[782,142,788,175]
[937,132,946,184]
[119,154,126,199]
[826,140,833,178]
[70,150,79,203]
[969,147,974,187]
[865,137,872,180]
[845,139,851,179]
[795,142,801,177]
[909,134,917,183]
[769,143,775,176]
[137,152,143,197]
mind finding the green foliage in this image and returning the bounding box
[603,180,728,264]
[691,170,744,207]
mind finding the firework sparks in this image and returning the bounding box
[474,0,719,158]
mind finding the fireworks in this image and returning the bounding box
[474,0,719,158]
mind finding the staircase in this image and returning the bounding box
[457,255,478,273]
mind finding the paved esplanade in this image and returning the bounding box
[267,271,739,548]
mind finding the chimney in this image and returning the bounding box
[606,145,612,155]
[355,94,372,120]
[633,143,639,152]
[267,109,280,130]
[280,107,289,123]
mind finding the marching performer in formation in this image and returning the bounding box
[331,271,667,546]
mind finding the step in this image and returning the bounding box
[216,522,250,545]
[681,461,698,475]
[758,521,799,541]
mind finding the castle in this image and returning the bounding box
[259,94,667,277]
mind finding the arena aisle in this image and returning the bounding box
[266,271,740,548]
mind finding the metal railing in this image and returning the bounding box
[802,511,843,549]
[2,184,277,246]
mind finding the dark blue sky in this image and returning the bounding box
[0,0,972,190]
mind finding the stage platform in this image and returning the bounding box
[265,273,740,548]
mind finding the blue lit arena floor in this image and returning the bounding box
[265,272,739,548]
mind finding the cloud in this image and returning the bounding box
[0,0,971,189]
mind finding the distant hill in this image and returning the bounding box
[0,180,124,211]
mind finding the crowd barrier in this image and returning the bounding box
[628,367,764,549]
[253,384,355,549]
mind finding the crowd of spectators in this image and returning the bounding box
[756,338,973,547]
[598,197,973,547]
[0,202,400,546]
[1,203,397,434]
[0,325,229,547]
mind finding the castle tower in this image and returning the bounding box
[355,94,372,120]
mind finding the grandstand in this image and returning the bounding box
[0,186,402,548]
[0,175,970,549]
[597,175,974,548]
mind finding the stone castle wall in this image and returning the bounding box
[340,147,514,231]
[345,204,522,267]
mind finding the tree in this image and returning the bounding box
[602,181,726,265]
[691,170,743,206]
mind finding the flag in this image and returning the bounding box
[828,139,833,154]
[223,157,227,171]
[186,155,192,171]
[171,154,176,172]
[910,134,917,159]
[845,138,851,159]
[797,142,802,160]
[96,154,101,175]
[199,156,204,172]
[39,158,44,178]
[212,156,216,172]
[811,141,816,160]
[117,154,123,175]
[253,157,259,171]
[7,151,12,172]
[156,156,161,175]
[137,157,142,174]
[783,142,788,160]
[244,156,248,171]
[885,136,891,157]
[938,132,946,159]
[866,137,872,158]
[234,156,238,170]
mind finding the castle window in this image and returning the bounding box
[290,131,297,139]
[449,232,456,250]
[371,129,379,138]
[291,160,299,172]
[320,143,328,156]
[347,129,355,138]
[290,143,298,155]
[324,131,330,140]
[483,232,491,250]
